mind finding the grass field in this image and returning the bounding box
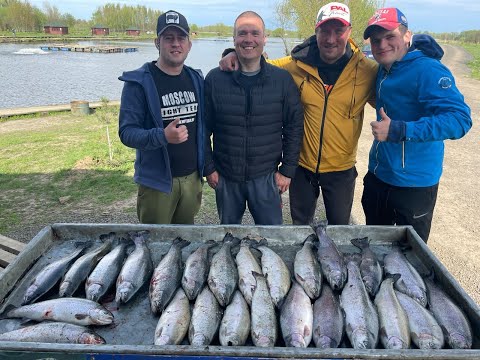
[461,43,480,80]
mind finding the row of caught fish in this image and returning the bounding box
[12,223,473,349]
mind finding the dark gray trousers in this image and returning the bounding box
[215,171,282,225]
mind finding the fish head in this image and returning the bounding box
[22,285,39,305]
[115,282,134,303]
[155,335,171,346]
[351,328,370,349]
[328,270,346,291]
[79,332,106,344]
[411,289,428,307]
[448,332,471,349]
[254,334,275,347]
[86,284,102,302]
[222,335,242,346]
[315,335,338,349]
[386,336,408,349]
[58,282,71,297]
[285,333,306,348]
[90,308,114,325]
[190,334,209,346]
[416,334,443,349]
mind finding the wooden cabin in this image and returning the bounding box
[91,26,110,36]
[44,24,68,35]
[126,28,141,36]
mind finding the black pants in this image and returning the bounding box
[289,166,357,225]
[361,171,438,243]
[215,171,282,225]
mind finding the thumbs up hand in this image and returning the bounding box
[164,118,188,144]
[370,107,391,142]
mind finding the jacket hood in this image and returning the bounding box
[291,35,356,68]
[409,34,444,60]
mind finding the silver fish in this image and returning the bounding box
[85,238,128,302]
[188,286,223,346]
[182,239,217,301]
[313,284,344,349]
[311,221,347,291]
[396,290,444,349]
[207,233,240,307]
[280,281,313,348]
[154,288,191,345]
[59,234,114,297]
[258,244,291,308]
[219,290,251,346]
[374,274,410,349]
[150,237,190,315]
[0,322,105,344]
[115,230,153,304]
[251,271,278,347]
[384,247,427,307]
[340,261,379,349]
[294,234,322,300]
[351,237,383,296]
[4,297,113,326]
[424,273,472,349]
[235,237,264,306]
[22,243,88,305]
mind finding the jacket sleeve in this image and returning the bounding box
[118,81,168,150]
[404,62,472,142]
[279,73,304,178]
[203,74,216,176]
[267,56,294,69]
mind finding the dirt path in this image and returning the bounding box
[351,44,480,305]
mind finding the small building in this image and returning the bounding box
[126,28,141,36]
[44,24,68,35]
[91,25,109,36]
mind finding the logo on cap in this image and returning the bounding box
[166,12,180,25]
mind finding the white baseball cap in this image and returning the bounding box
[315,2,351,29]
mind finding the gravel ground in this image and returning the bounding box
[2,43,478,305]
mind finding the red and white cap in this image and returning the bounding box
[315,2,351,29]
[363,8,408,39]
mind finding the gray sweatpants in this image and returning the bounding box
[215,171,282,225]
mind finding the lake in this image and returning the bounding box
[0,38,297,109]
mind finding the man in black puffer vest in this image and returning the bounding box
[204,11,304,225]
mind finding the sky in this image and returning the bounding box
[28,0,480,33]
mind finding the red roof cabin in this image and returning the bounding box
[91,26,110,36]
[44,24,68,35]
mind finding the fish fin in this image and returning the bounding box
[302,233,318,246]
[99,231,116,242]
[384,273,401,283]
[351,237,369,249]
[173,236,191,249]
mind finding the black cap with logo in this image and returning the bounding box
[156,10,190,36]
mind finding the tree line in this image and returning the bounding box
[1,0,479,44]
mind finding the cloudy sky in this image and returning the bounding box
[28,0,480,33]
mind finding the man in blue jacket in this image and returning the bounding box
[118,10,204,224]
[361,8,472,242]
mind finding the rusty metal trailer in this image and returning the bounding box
[0,223,479,359]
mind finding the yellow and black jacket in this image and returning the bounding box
[269,36,377,174]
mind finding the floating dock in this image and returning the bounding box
[39,44,138,53]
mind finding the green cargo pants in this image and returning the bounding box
[137,171,202,224]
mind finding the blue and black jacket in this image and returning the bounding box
[118,62,205,193]
[369,34,472,187]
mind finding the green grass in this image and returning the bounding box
[0,110,137,233]
[460,43,480,80]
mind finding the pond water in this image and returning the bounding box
[0,38,297,109]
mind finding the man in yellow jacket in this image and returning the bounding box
[221,2,377,225]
